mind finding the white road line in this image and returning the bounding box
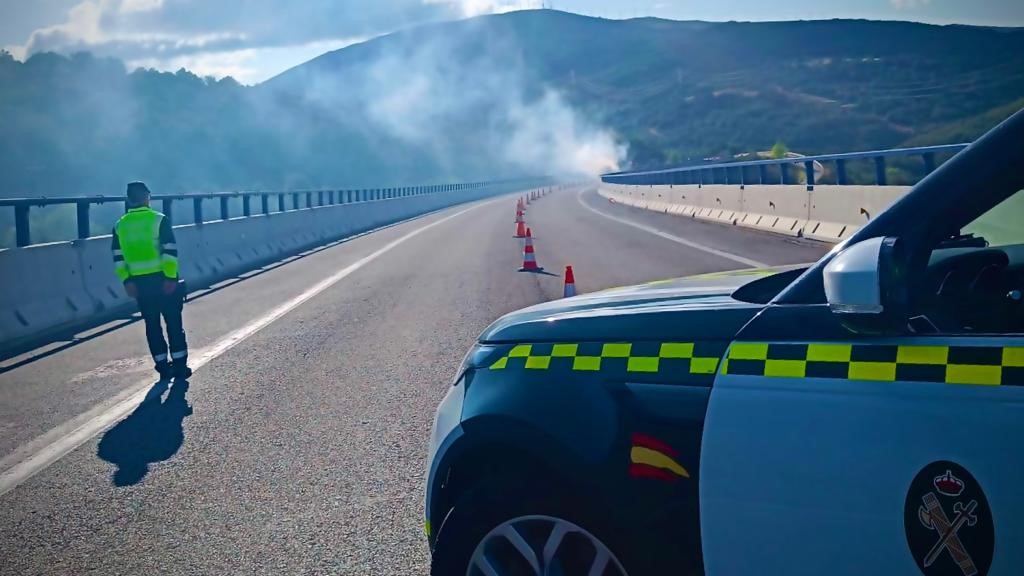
[0,201,487,497]
[576,189,767,268]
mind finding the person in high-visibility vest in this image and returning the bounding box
[112,182,191,380]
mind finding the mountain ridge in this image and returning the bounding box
[2,9,1022,202]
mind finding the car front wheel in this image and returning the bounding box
[431,480,629,576]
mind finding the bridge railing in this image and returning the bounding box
[0,182,493,248]
[601,143,969,189]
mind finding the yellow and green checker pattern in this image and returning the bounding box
[723,342,1024,386]
[489,341,727,384]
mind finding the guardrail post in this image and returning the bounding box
[923,152,936,176]
[318,191,324,206]
[262,194,270,215]
[14,204,30,247]
[162,198,174,225]
[193,197,204,225]
[874,156,887,186]
[739,167,746,190]
[278,193,285,212]
[758,165,767,185]
[220,196,229,220]
[306,191,313,208]
[328,190,335,205]
[780,163,791,185]
[76,201,91,239]
[243,195,252,217]
[836,159,848,185]
[805,160,815,191]
[292,192,299,209]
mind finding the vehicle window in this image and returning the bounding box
[916,188,1024,335]
[963,189,1024,247]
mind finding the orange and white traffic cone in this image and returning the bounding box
[519,228,542,272]
[563,266,576,297]
[514,209,526,238]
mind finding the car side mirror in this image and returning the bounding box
[824,236,909,334]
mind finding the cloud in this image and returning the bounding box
[126,36,366,84]
[10,0,498,81]
[424,0,543,17]
[890,0,931,9]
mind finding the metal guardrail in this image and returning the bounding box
[0,181,498,248]
[601,143,970,189]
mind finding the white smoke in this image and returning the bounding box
[295,14,626,178]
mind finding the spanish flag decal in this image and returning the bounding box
[629,433,690,481]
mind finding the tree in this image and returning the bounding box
[770,140,789,159]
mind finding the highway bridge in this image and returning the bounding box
[0,145,953,574]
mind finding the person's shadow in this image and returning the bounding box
[97,378,193,486]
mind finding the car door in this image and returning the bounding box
[699,328,1023,575]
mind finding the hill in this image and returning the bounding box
[2,10,1023,200]
[267,11,1024,168]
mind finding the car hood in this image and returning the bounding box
[480,267,792,344]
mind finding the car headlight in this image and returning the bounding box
[429,373,467,467]
[451,344,501,384]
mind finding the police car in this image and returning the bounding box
[426,109,1024,576]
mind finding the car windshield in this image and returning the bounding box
[963,188,1024,247]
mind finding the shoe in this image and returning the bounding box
[156,362,174,380]
[173,364,193,380]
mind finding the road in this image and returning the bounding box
[0,187,827,575]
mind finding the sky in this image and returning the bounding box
[1,0,1021,84]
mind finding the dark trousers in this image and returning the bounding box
[134,275,188,367]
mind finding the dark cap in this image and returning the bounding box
[126,181,151,201]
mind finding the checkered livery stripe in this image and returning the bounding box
[723,342,1024,386]
[488,341,727,383]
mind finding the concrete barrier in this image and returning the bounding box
[600,183,911,243]
[78,236,132,313]
[174,226,212,283]
[200,216,279,280]
[0,181,524,351]
[0,242,93,343]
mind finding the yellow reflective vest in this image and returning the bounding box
[111,207,179,281]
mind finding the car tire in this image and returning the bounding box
[431,476,632,576]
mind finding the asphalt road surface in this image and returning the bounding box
[0,187,828,575]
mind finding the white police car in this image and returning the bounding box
[426,109,1024,575]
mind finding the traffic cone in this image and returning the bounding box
[563,266,576,298]
[519,228,542,272]
[514,210,526,238]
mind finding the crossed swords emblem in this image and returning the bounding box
[918,491,979,576]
